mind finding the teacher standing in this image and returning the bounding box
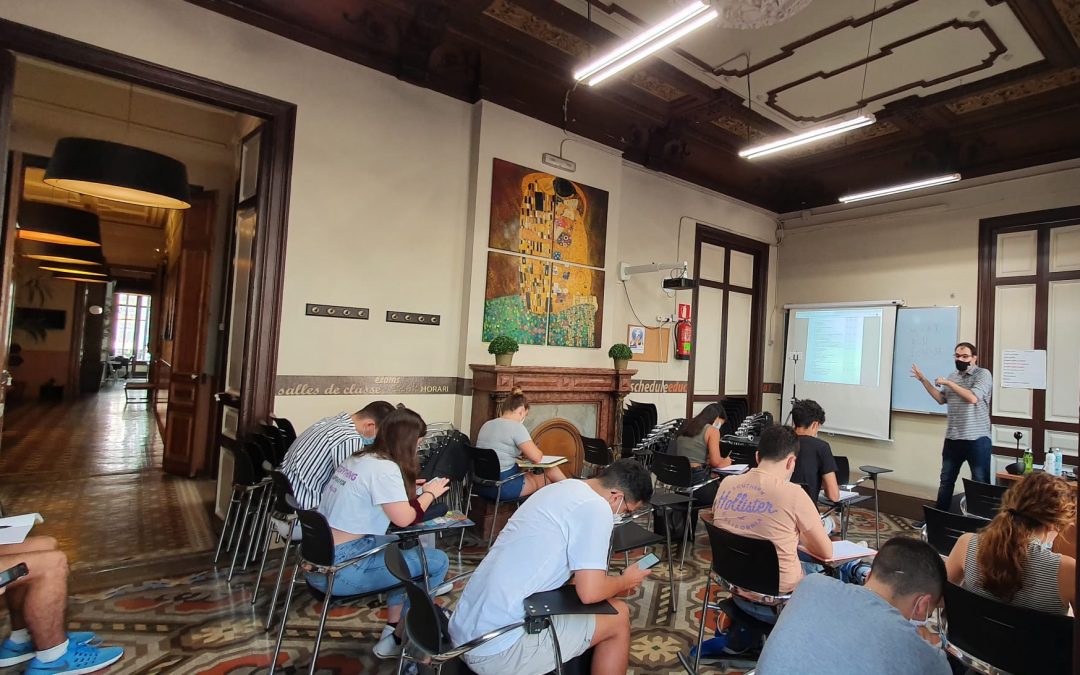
[911,341,993,513]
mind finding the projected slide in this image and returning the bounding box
[805,314,864,385]
[783,305,896,440]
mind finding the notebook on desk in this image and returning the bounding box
[390,510,473,535]
[715,464,749,475]
[800,540,876,563]
[518,455,569,468]
[0,513,43,545]
[820,489,862,502]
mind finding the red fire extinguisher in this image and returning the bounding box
[674,318,692,360]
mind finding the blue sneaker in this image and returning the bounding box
[689,634,729,660]
[0,633,98,667]
[25,642,122,675]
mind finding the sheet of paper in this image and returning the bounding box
[0,513,43,545]
[828,540,876,561]
[1001,349,1047,389]
[520,455,569,466]
[716,464,749,474]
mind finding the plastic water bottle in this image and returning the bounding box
[1044,448,1057,476]
[1023,447,1034,475]
[1048,448,1061,476]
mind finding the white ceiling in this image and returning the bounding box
[558,0,1044,130]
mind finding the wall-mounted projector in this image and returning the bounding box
[618,261,697,291]
[662,275,696,291]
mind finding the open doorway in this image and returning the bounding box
[0,55,248,571]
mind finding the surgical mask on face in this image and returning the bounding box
[1034,537,1053,552]
[909,599,929,628]
[712,421,724,430]
[612,495,625,524]
[362,433,376,447]
[955,360,969,372]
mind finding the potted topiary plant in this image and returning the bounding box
[608,343,633,370]
[488,335,519,366]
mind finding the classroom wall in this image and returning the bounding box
[775,161,1080,498]
[10,253,75,397]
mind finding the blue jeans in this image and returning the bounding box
[304,535,449,609]
[476,467,525,501]
[936,437,991,511]
[734,558,868,625]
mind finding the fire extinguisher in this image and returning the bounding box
[674,318,692,360]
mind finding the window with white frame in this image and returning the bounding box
[112,293,151,361]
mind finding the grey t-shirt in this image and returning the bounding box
[475,417,532,471]
[756,574,950,675]
[940,365,992,441]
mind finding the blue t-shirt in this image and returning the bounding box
[756,574,950,675]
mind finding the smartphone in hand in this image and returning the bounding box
[0,563,29,588]
[635,553,660,570]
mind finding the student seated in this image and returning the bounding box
[280,400,396,509]
[448,459,653,675]
[0,536,123,674]
[945,471,1075,614]
[789,399,841,503]
[673,402,732,506]
[712,425,835,604]
[309,407,451,659]
[474,389,566,501]
[756,537,951,675]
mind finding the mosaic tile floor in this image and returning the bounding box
[0,388,216,570]
[45,508,919,674]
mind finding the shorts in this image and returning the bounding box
[476,467,526,501]
[463,613,596,675]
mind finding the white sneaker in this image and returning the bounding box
[373,632,402,659]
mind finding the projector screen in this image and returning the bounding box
[781,305,898,440]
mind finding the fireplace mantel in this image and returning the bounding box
[468,364,636,456]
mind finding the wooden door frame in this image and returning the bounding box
[0,18,296,437]
[685,224,769,417]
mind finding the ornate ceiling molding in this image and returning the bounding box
[1052,0,1080,48]
[767,20,1007,122]
[945,65,1080,114]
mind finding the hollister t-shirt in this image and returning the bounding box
[712,468,826,593]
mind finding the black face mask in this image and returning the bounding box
[955,360,970,372]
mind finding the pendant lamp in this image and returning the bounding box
[52,272,109,284]
[17,202,102,247]
[22,242,106,266]
[44,137,191,210]
[38,264,108,278]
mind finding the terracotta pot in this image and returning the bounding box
[614,358,629,370]
[495,353,514,366]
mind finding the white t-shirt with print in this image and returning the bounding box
[318,453,408,536]
[448,479,613,657]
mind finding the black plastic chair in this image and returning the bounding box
[251,471,299,631]
[683,522,790,673]
[582,437,611,476]
[273,416,298,446]
[942,582,1072,675]
[921,506,985,557]
[961,478,1008,520]
[721,437,759,468]
[213,446,270,582]
[461,446,526,550]
[651,453,720,569]
[269,507,403,675]
[817,455,872,540]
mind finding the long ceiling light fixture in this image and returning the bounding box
[739,114,876,159]
[22,242,106,266]
[44,138,191,210]
[16,202,102,247]
[38,265,108,278]
[838,173,961,203]
[574,1,718,86]
[52,272,109,284]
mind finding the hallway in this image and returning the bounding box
[0,387,215,574]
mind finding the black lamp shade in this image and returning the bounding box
[17,201,102,247]
[22,242,106,266]
[38,263,108,278]
[44,137,191,210]
[52,272,109,284]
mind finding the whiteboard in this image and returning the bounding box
[891,307,960,414]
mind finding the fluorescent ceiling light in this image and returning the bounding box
[838,173,962,203]
[739,115,876,159]
[575,2,717,87]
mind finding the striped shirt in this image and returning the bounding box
[939,365,992,440]
[963,534,1067,615]
[280,412,367,510]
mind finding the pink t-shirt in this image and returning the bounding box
[711,468,825,593]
